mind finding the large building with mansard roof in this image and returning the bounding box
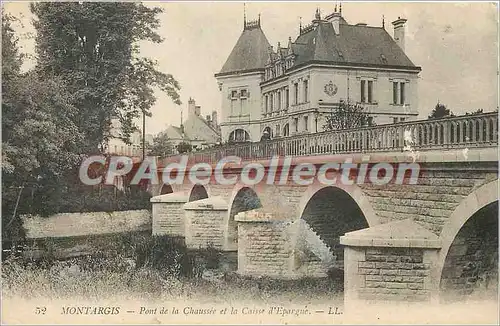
[215,6,421,143]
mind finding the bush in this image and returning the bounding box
[133,234,193,278]
[176,141,192,154]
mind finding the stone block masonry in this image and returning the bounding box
[236,209,296,279]
[150,192,188,236]
[183,196,229,250]
[340,219,441,313]
[358,248,430,301]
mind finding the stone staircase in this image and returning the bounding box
[298,219,336,269]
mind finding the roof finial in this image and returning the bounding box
[382,15,385,28]
[299,16,302,33]
[258,13,261,25]
[335,2,337,13]
[243,3,246,27]
[315,8,321,20]
[339,2,342,14]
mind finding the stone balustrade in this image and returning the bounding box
[161,112,498,165]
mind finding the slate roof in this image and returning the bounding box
[217,24,272,76]
[217,14,420,77]
[292,20,419,69]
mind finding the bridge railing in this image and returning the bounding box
[162,112,498,164]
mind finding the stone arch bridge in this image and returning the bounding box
[144,112,498,307]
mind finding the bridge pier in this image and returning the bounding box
[235,209,298,279]
[183,196,229,250]
[150,192,188,236]
[340,219,441,314]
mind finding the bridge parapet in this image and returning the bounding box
[160,112,498,165]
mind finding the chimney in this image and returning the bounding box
[212,111,218,126]
[392,17,407,52]
[188,97,196,117]
[195,105,201,116]
[326,12,341,35]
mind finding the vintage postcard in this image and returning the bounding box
[1,1,498,325]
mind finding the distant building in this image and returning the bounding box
[164,98,221,151]
[215,7,421,142]
[106,118,153,156]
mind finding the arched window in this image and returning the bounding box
[283,123,290,137]
[228,129,250,143]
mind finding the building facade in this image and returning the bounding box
[106,118,153,156]
[164,98,221,151]
[215,8,421,142]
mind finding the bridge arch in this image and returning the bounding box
[188,184,209,202]
[159,183,173,195]
[297,183,379,228]
[437,179,498,301]
[225,184,262,250]
[296,183,378,280]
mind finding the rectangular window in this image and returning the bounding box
[360,80,366,103]
[303,80,309,102]
[400,117,406,122]
[285,88,289,108]
[265,95,268,113]
[240,89,247,98]
[304,116,309,131]
[240,98,247,115]
[393,82,398,105]
[270,93,274,111]
[393,117,398,124]
[294,83,299,104]
[400,82,405,105]
[294,118,299,132]
[231,98,237,115]
[277,91,281,110]
[231,90,238,99]
[276,124,280,137]
[368,81,373,103]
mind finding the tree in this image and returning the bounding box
[428,103,455,119]
[323,101,375,131]
[2,10,85,240]
[147,132,173,157]
[176,142,192,154]
[30,2,181,154]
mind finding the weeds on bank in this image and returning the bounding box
[2,234,343,303]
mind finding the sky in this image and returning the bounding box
[4,1,499,136]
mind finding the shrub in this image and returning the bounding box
[133,234,193,278]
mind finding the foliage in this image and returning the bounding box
[2,10,83,240]
[30,2,181,153]
[133,234,193,278]
[323,100,375,131]
[428,103,455,119]
[147,132,173,157]
[177,141,192,154]
[1,9,22,85]
[2,4,182,241]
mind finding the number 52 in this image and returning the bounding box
[35,307,47,315]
